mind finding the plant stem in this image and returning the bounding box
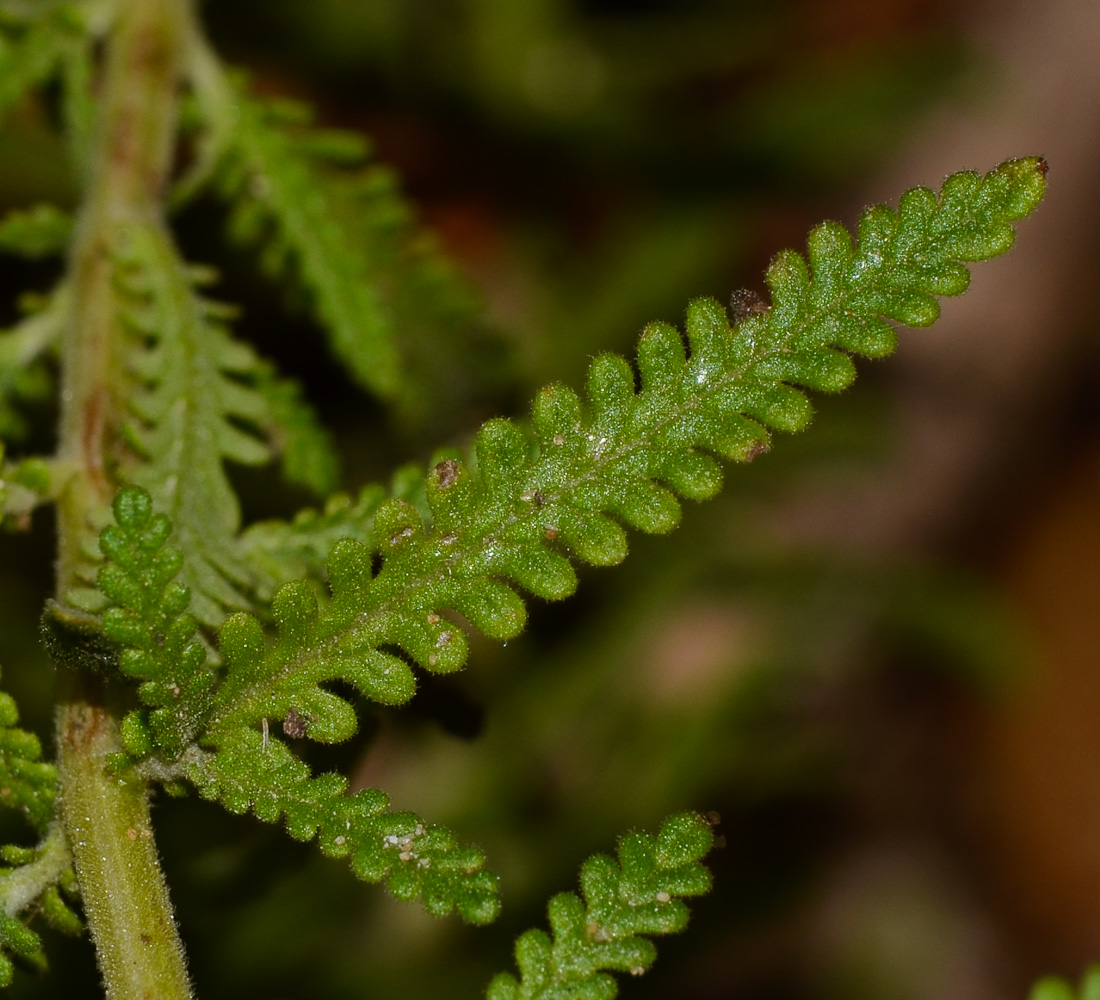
[54,0,194,997]
[57,700,192,1000]
[56,0,186,583]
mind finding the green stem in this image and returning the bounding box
[56,0,187,588]
[57,701,192,1000]
[54,0,194,997]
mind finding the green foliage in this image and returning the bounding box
[0,672,55,833]
[0,288,63,444]
[78,156,1044,990]
[185,732,501,924]
[486,812,714,1000]
[0,7,80,126]
[95,486,501,924]
[97,487,214,759]
[209,158,1045,718]
[0,204,72,259]
[0,448,51,528]
[102,226,337,625]
[0,675,80,988]
[192,74,483,412]
[1031,968,1100,1000]
[0,0,1059,989]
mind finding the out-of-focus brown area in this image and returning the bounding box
[772,0,1100,987]
[984,450,1100,966]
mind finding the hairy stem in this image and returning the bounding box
[56,0,185,580]
[57,701,192,1000]
[54,0,194,997]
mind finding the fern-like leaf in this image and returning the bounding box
[0,287,64,443]
[198,77,484,411]
[487,812,714,1000]
[204,158,1045,740]
[94,488,500,924]
[184,731,500,924]
[211,89,401,398]
[110,227,336,624]
[0,672,80,988]
[0,674,55,834]
[96,487,215,759]
[88,156,1042,945]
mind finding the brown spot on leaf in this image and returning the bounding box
[729,288,768,323]
[433,459,461,488]
[283,707,308,739]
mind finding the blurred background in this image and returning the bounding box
[2,0,1100,997]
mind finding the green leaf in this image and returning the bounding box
[0,205,72,259]
[96,487,216,760]
[0,824,82,989]
[92,157,1043,954]
[486,813,714,1000]
[0,671,55,834]
[110,226,334,625]
[185,730,501,924]
[211,88,400,398]
[207,159,1045,733]
[0,287,64,444]
[203,82,485,414]
[91,488,498,924]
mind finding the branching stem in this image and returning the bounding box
[54,0,194,997]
